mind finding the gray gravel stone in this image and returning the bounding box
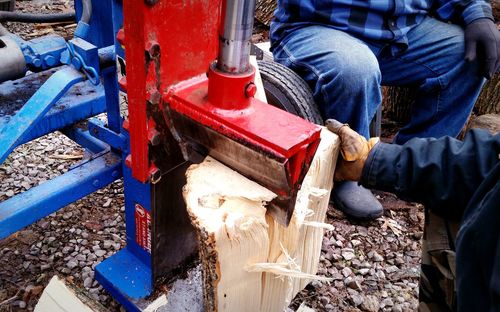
[381,298,394,308]
[103,240,113,249]
[360,295,380,312]
[84,277,93,288]
[66,260,78,269]
[342,251,355,261]
[350,294,364,306]
[369,251,384,262]
[342,267,352,277]
[95,250,106,257]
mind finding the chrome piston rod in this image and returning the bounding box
[217,0,256,74]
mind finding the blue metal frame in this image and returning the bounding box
[0,0,163,309]
[95,165,153,311]
[0,0,122,243]
[0,66,85,163]
[0,151,122,239]
[0,67,107,147]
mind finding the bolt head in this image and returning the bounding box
[32,58,42,68]
[44,55,57,67]
[145,41,160,58]
[245,83,257,98]
[148,129,161,146]
[148,89,161,105]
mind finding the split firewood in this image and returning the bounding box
[184,128,339,312]
[34,22,74,29]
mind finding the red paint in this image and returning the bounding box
[122,0,321,194]
[118,76,127,92]
[116,28,125,46]
[122,119,129,131]
[207,65,254,110]
[166,75,322,193]
[245,83,257,98]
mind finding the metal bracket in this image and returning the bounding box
[63,39,100,85]
[88,118,128,152]
[0,66,85,164]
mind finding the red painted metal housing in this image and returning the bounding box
[122,0,322,198]
[166,73,321,196]
[122,0,220,182]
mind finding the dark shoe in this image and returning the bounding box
[331,181,383,219]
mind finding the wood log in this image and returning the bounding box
[474,75,500,115]
[184,128,339,312]
[383,21,500,122]
[493,0,500,21]
[255,0,500,27]
[382,73,500,123]
[381,86,415,123]
[255,0,277,26]
[467,113,500,134]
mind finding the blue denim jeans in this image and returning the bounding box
[272,17,486,143]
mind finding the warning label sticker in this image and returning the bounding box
[135,203,151,253]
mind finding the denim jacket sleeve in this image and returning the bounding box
[432,0,493,25]
[360,129,500,220]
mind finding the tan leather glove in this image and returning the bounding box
[325,119,380,181]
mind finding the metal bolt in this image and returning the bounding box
[116,28,125,46]
[125,155,133,168]
[145,0,159,6]
[118,77,127,92]
[148,129,161,146]
[92,179,100,187]
[150,167,161,183]
[145,41,160,58]
[245,82,257,98]
[32,58,42,68]
[44,55,57,67]
[148,88,161,105]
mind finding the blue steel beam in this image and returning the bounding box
[95,248,152,312]
[61,126,109,154]
[0,67,85,164]
[0,151,122,240]
[88,118,127,152]
[0,66,107,148]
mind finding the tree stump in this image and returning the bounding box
[466,113,500,134]
[183,129,339,312]
[255,0,277,26]
[382,16,500,122]
[255,0,500,122]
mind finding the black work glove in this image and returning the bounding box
[464,18,500,79]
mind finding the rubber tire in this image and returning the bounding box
[258,60,323,125]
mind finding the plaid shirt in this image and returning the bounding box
[270,0,493,53]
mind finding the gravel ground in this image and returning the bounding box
[0,134,423,312]
[289,195,423,312]
[1,1,423,311]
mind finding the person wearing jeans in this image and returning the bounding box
[270,0,500,219]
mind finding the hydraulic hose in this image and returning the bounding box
[0,11,75,23]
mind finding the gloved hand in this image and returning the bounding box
[464,18,500,79]
[325,119,379,181]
